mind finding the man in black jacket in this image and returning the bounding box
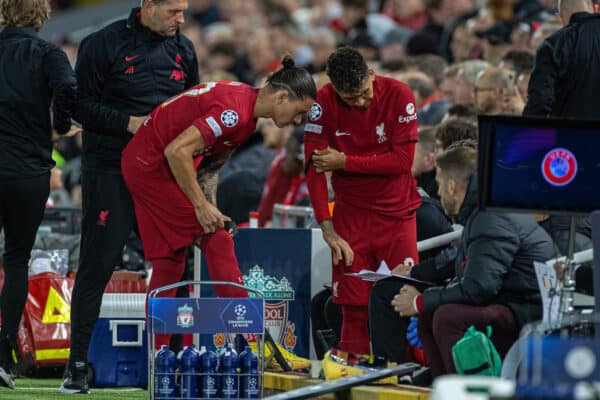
[524,0,600,118]
[392,140,556,378]
[62,0,199,394]
[0,0,77,389]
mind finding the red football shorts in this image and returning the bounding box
[122,134,204,259]
[330,201,418,306]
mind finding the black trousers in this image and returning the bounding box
[368,278,429,363]
[69,172,136,363]
[0,173,49,356]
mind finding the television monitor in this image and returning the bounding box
[478,115,600,215]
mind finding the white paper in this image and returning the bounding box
[346,260,434,286]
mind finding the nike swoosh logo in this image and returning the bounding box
[335,130,351,136]
[125,55,138,62]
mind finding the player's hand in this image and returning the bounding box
[320,220,354,266]
[391,263,412,276]
[312,147,346,172]
[128,115,147,134]
[51,124,82,142]
[195,201,231,234]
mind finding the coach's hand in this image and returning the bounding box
[195,201,231,233]
[128,115,147,134]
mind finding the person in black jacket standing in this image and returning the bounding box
[0,0,77,389]
[392,140,556,378]
[62,0,199,394]
[524,0,600,118]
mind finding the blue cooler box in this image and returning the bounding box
[88,293,148,388]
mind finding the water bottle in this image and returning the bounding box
[198,346,218,399]
[239,346,259,399]
[180,345,200,399]
[218,344,239,399]
[154,345,176,399]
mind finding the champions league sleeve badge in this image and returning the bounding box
[541,148,578,187]
[309,103,322,121]
[221,110,239,128]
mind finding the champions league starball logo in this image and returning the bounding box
[541,148,578,187]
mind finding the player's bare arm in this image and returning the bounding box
[320,219,354,266]
[196,151,232,205]
[164,125,231,233]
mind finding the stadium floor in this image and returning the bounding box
[0,373,431,400]
[0,379,146,400]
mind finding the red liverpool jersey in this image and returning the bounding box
[304,76,420,219]
[126,81,258,170]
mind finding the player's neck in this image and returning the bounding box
[253,89,273,119]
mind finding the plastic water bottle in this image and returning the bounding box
[239,345,259,399]
[180,345,200,399]
[218,344,239,399]
[154,345,176,399]
[198,346,218,399]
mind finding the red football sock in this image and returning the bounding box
[147,251,186,349]
[199,229,248,298]
[340,305,371,355]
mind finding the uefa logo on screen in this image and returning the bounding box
[541,148,578,187]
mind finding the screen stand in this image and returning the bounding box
[559,216,577,334]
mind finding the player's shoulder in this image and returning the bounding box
[212,81,257,119]
[307,83,337,122]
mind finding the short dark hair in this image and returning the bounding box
[435,120,478,150]
[435,139,478,182]
[446,104,478,119]
[326,46,369,93]
[501,50,534,75]
[267,55,317,100]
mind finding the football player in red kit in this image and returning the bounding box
[304,47,421,355]
[121,57,315,346]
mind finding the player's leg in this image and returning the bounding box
[198,229,248,298]
[146,249,187,348]
[374,212,419,273]
[330,202,375,355]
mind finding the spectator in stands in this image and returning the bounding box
[382,0,428,32]
[408,0,477,56]
[475,66,525,114]
[0,0,76,389]
[121,59,316,351]
[442,104,479,124]
[434,119,478,154]
[391,140,556,378]
[257,128,308,227]
[304,47,421,355]
[379,28,411,66]
[499,49,535,76]
[524,0,600,119]
[412,128,439,198]
[307,28,338,74]
[63,0,199,393]
[440,60,491,106]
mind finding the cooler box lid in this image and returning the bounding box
[99,293,146,319]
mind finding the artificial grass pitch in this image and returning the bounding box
[0,378,147,400]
